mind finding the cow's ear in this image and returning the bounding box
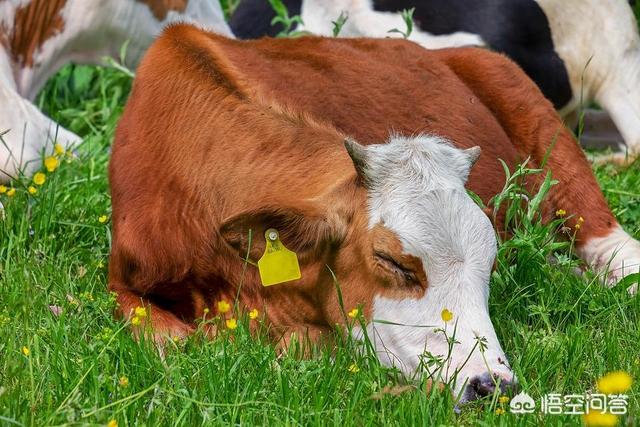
[344,138,369,178]
[219,203,345,262]
[458,145,482,183]
[464,146,481,166]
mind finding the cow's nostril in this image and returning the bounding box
[464,372,516,402]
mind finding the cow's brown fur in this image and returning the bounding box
[136,0,188,21]
[8,0,67,67]
[109,24,619,343]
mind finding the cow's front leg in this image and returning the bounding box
[0,82,80,182]
[109,282,196,344]
[271,324,333,357]
[578,225,640,294]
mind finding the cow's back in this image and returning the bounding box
[188,33,524,202]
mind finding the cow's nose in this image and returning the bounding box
[463,372,517,401]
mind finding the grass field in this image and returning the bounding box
[1,3,640,427]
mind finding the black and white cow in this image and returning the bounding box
[230,0,640,161]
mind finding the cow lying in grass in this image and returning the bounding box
[230,0,640,161]
[109,24,640,402]
[0,0,231,182]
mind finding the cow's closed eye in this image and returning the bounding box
[374,251,419,283]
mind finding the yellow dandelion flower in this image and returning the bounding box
[249,308,259,320]
[7,188,16,197]
[22,346,30,356]
[44,156,59,172]
[54,143,65,155]
[28,186,37,195]
[33,172,46,186]
[498,395,510,404]
[348,363,360,373]
[555,209,567,217]
[119,376,129,387]
[226,318,238,330]
[98,215,108,224]
[172,336,180,343]
[495,408,505,415]
[348,308,359,318]
[217,300,230,314]
[597,371,633,394]
[583,411,618,427]
[0,185,6,193]
[131,316,141,326]
[134,306,147,318]
[107,420,118,427]
[203,308,210,314]
[441,308,453,323]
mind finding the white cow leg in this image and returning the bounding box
[0,84,80,182]
[591,52,640,164]
[594,91,640,165]
[578,225,640,294]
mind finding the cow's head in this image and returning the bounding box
[340,135,514,402]
[220,133,514,402]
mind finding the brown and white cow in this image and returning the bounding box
[108,25,640,402]
[0,0,231,182]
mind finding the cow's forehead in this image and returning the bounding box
[365,135,477,225]
[364,135,475,194]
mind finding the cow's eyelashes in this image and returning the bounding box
[374,251,417,282]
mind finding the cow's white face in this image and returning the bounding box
[346,135,514,401]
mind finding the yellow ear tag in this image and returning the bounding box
[258,229,301,286]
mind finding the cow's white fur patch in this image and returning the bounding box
[579,225,640,294]
[535,0,640,155]
[299,0,485,49]
[353,135,513,395]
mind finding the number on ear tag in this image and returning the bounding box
[258,229,301,286]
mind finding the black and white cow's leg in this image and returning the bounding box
[535,0,640,162]
[595,65,640,164]
[0,51,80,182]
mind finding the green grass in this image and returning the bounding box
[1,10,640,427]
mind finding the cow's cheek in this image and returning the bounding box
[319,263,377,328]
